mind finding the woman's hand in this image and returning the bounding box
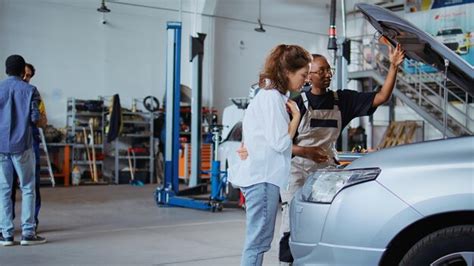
[287,99,300,139]
[286,99,300,120]
[236,143,248,160]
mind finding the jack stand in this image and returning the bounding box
[207,125,229,211]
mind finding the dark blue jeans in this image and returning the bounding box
[11,140,41,226]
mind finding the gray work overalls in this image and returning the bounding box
[280,91,342,235]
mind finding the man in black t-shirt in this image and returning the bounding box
[278,45,405,264]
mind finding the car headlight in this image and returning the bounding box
[301,168,381,203]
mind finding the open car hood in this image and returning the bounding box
[357,3,474,96]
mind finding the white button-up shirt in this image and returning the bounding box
[230,88,293,189]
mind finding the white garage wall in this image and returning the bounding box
[0,0,214,126]
[0,0,106,126]
[0,0,341,127]
[212,0,336,114]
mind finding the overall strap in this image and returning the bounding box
[332,90,339,108]
[301,92,309,110]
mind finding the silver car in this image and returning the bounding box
[290,136,474,265]
[289,3,474,266]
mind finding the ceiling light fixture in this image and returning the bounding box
[254,0,265,33]
[97,0,110,24]
[255,19,265,33]
[97,0,111,13]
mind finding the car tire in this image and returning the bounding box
[399,225,474,266]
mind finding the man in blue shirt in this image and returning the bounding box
[0,54,46,246]
[10,62,46,233]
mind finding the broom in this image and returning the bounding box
[82,128,94,181]
[127,147,144,186]
[89,119,98,183]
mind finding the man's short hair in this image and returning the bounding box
[5,55,26,76]
[25,63,35,77]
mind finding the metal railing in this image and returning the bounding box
[351,38,473,135]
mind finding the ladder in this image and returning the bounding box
[38,128,55,187]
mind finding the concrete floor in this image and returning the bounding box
[0,184,282,265]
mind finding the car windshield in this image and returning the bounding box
[225,122,242,142]
[437,29,463,35]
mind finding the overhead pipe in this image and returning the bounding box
[327,0,337,52]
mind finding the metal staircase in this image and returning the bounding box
[349,41,473,137]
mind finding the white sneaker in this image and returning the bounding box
[0,235,14,246]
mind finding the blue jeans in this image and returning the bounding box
[0,148,36,238]
[240,182,280,266]
[11,140,41,225]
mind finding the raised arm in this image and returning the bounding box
[372,44,405,107]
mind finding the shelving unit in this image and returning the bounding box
[176,106,218,183]
[39,143,71,186]
[111,98,156,184]
[66,98,106,183]
[178,143,212,182]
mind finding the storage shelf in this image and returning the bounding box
[122,111,149,116]
[67,98,106,182]
[43,143,69,147]
[120,168,149,172]
[74,161,103,165]
[73,144,103,149]
[67,111,102,117]
[123,120,149,125]
[121,134,152,137]
[117,155,151,159]
[70,126,103,131]
[113,101,155,185]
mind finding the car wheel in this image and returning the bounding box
[399,225,474,266]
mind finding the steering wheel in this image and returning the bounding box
[143,96,160,112]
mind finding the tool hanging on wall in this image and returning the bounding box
[143,96,160,112]
[127,147,144,186]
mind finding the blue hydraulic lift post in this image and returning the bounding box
[163,21,181,196]
[189,33,206,187]
[172,23,182,193]
[156,25,226,211]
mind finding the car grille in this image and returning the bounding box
[444,42,459,50]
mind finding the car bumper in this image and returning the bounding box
[289,181,422,265]
[289,241,384,266]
